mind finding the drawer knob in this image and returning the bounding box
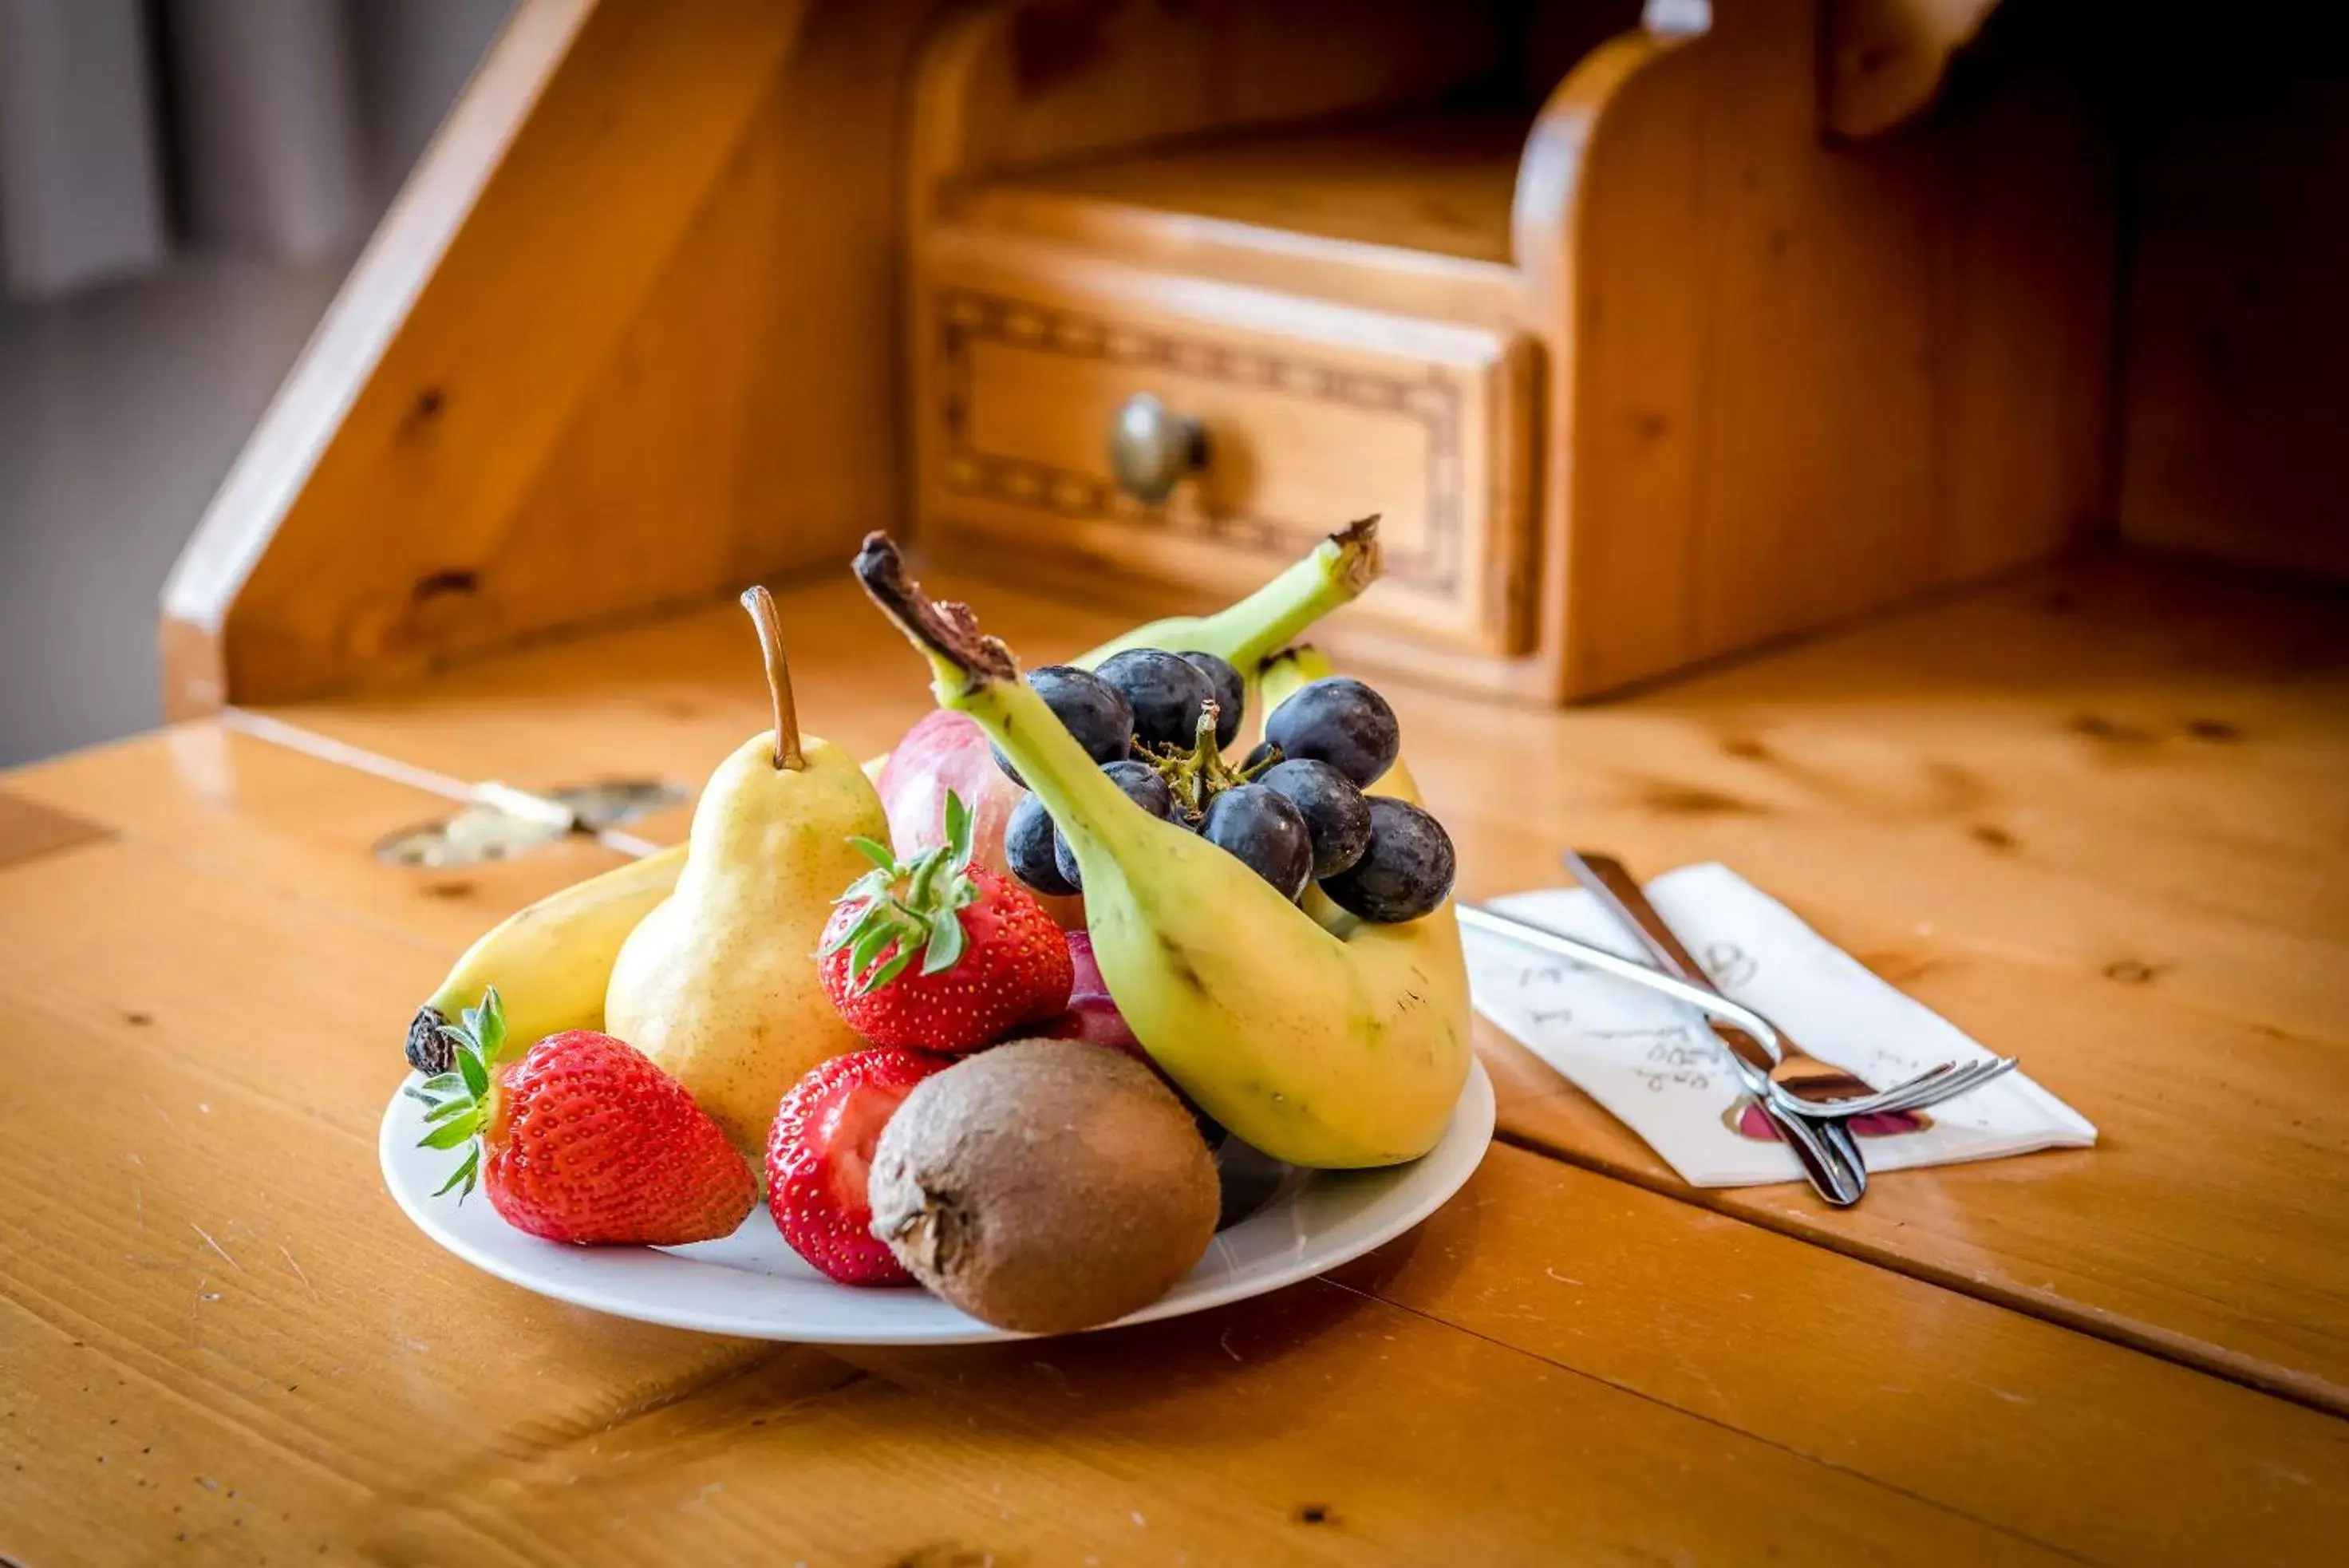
[1108,393,1207,504]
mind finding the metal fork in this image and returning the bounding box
[1558,853,2018,1122]
[1454,899,2012,1126]
[1455,902,1868,1206]
[1558,851,1885,1203]
[1459,865,2019,1208]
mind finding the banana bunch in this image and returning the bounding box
[855,537,1470,1169]
[1074,514,1380,676]
[402,523,1388,1070]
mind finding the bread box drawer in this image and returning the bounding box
[916,259,1537,658]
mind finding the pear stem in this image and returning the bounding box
[740,585,805,771]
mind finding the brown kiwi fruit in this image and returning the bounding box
[867,1037,1219,1333]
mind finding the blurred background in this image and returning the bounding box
[0,0,510,766]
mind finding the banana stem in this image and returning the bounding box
[740,586,805,771]
[855,534,1138,855]
[1077,515,1382,672]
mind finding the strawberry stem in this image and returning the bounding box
[411,985,511,1202]
[819,790,982,993]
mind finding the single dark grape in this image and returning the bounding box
[1257,758,1372,879]
[1055,760,1172,890]
[1320,796,1455,922]
[1202,784,1313,901]
[995,665,1134,785]
[1211,1132,1294,1230]
[1004,792,1076,897]
[1177,1100,1293,1228]
[1239,739,1281,776]
[1096,648,1215,751]
[1178,651,1244,748]
[1262,676,1399,788]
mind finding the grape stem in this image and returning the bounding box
[1148,702,1275,823]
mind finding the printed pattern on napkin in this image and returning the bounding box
[1463,863,2097,1187]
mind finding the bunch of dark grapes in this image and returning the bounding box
[997,651,1455,923]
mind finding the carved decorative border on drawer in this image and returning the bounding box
[935,289,1463,594]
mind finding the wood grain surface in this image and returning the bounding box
[250,549,2349,1424]
[2,717,2344,1562]
[0,788,110,871]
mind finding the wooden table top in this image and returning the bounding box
[5,551,2346,1564]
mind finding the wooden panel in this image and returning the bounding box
[916,0,1509,188]
[261,550,2349,1416]
[1539,0,2115,697]
[3,805,2341,1561]
[158,0,968,713]
[444,0,954,670]
[920,244,1537,658]
[2118,77,2349,580]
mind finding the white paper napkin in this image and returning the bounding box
[1463,863,2096,1187]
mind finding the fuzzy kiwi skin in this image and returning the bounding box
[867,1037,1219,1333]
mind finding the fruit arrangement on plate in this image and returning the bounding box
[390,519,1480,1337]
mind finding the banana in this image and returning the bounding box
[404,522,1385,1069]
[854,535,1470,1169]
[403,843,685,1069]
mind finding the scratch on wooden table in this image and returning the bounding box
[187,1274,219,1345]
[277,1243,316,1298]
[189,1221,243,1273]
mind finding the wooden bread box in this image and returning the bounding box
[156,0,2341,716]
[903,0,2114,701]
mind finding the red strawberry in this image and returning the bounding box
[412,989,756,1246]
[819,790,1073,1052]
[765,1046,952,1284]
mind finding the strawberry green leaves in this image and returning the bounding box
[410,985,511,1201]
[820,790,982,995]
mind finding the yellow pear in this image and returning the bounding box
[605,587,886,1155]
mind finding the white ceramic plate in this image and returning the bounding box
[380,1057,1494,1345]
